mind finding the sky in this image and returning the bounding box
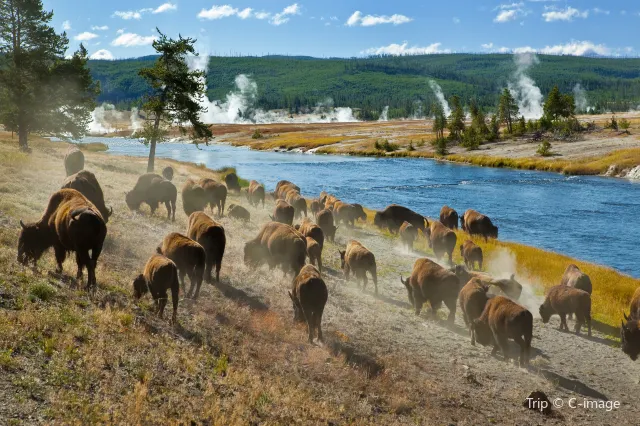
[45,0,640,60]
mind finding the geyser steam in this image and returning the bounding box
[428,80,451,117]
[508,53,544,120]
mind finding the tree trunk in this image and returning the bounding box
[146,114,161,172]
[18,120,28,151]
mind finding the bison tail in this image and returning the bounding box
[156,246,163,255]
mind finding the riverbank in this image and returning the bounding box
[1,133,639,422]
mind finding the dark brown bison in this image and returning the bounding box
[187,212,226,283]
[621,287,640,360]
[399,221,417,251]
[181,179,208,216]
[126,173,177,221]
[161,166,174,181]
[157,233,206,299]
[472,296,533,367]
[247,180,265,208]
[62,170,112,223]
[560,264,592,294]
[316,209,337,242]
[133,254,179,323]
[297,218,324,273]
[539,285,591,336]
[400,258,460,322]
[439,205,459,230]
[310,199,322,217]
[460,240,483,270]
[461,209,498,240]
[224,172,241,193]
[374,204,427,234]
[244,222,306,276]
[18,189,106,289]
[270,199,295,226]
[339,240,378,294]
[199,178,227,217]
[227,203,251,222]
[425,221,457,264]
[289,264,328,343]
[64,147,84,176]
[305,237,322,273]
[458,278,490,345]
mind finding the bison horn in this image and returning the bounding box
[399,276,405,285]
[108,206,113,217]
[624,312,629,321]
[19,219,26,229]
[510,274,515,281]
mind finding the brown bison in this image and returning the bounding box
[228,203,251,222]
[247,180,265,208]
[199,178,227,217]
[472,296,533,367]
[334,202,365,227]
[310,199,323,217]
[306,237,322,273]
[621,287,640,360]
[157,233,206,299]
[425,221,457,264]
[374,204,427,234]
[133,254,179,323]
[399,221,417,251]
[297,219,324,273]
[161,166,174,181]
[181,179,208,216]
[187,212,226,283]
[316,209,337,242]
[461,210,498,240]
[560,264,592,294]
[339,240,378,294]
[18,189,106,289]
[275,180,300,196]
[126,173,176,221]
[224,172,241,193]
[244,222,306,276]
[62,170,113,223]
[439,205,459,230]
[270,199,295,226]
[285,191,308,218]
[400,258,460,322]
[458,278,490,345]
[539,285,591,336]
[488,274,523,301]
[289,264,328,343]
[460,240,483,270]
[64,147,84,176]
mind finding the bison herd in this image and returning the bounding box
[14,150,640,364]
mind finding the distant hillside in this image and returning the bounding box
[88,54,640,119]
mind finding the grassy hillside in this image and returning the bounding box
[89,54,640,117]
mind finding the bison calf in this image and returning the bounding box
[133,254,179,323]
[425,221,457,264]
[460,240,483,270]
[289,264,328,343]
[187,212,226,283]
[472,296,533,367]
[162,166,174,181]
[539,285,591,336]
[458,278,490,345]
[228,204,251,222]
[339,240,378,294]
[157,233,206,299]
[399,221,417,251]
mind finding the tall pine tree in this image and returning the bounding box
[498,88,519,134]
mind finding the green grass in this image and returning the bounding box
[74,142,109,152]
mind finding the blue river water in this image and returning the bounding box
[84,137,639,277]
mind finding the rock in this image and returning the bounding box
[523,390,553,415]
[626,165,640,180]
[604,164,620,177]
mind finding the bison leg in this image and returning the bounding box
[444,298,456,324]
[317,256,322,275]
[494,333,510,362]
[513,334,527,367]
[573,313,584,335]
[75,251,85,280]
[164,201,171,221]
[361,271,368,291]
[204,259,214,284]
[158,295,167,319]
[477,259,483,271]
[179,271,188,297]
[215,259,222,283]
[170,283,179,325]
[371,267,378,295]
[559,314,568,331]
[54,244,66,273]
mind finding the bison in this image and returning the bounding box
[458,278,490,345]
[285,191,308,218]
[157,233,206,299]
[62,170,112,223]
[270,199,295,226]
[275,180,300,196]
[560,264,592,294]
[227,204,251,222]
[399,221,417,251]
[488,274,523,301]
[621,287,640,360]
[310,199,323,217]
[334,202,365,228]
[425,221,457,264]
[439,205,459,230]
[126,173,176,221]
[339,240,378,295]
[539,285,591,336]
[181,179,208,216]
[316,209,337,242]
[400,258,460,322]
[199,178,227,217]
[64,147,84,176]
[461,210,498,240]
[472,296,533,367]
[244,222,307,276]
[186,212,226,283]
[18,189,106,289]
[305,237,322,273]
[161,166,174,181]
[460,240,483,271]
[224,172,241,193]
[133,254,179,323]
[297,218,324,273]
[247,180,265,208]
[289,264,328,343]
[374,204,427,234]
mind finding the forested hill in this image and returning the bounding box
[89,54,640,119]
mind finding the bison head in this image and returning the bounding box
[17,220,50,266]
[132,274,148,299]
[488,224,499,239]
[621,315,640,361]
[125,191,141,211]
[288,291,304,323]
[400,276,415,307]
[244,241,265,266]
[539,303,553,323]
[471,319,493,346]
[353,204,367,222]
[373,212,383,228]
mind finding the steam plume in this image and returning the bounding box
[508,53,543,119]
[572,83,592,113]
[378,106,389,121]
[428,80,451,117]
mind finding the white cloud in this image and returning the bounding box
[494,2,528,23]
[362,42,450,56]
[62,20,71,31]
[346,10,412,26]
[113,10,142,20]
[330,16,338,21]
[255,11,270,19]
[116,28,125,34]
[453,17,461,24]
[75,32,99,41]
[542,6,589,22]
[198,5,238,20]
[111,32,157,47]
[197,3,299,25]
[91,25,109,31]
[481,42,494,49]
[237,8,253,19]
[494,10,518,22]
[270,3,300,26]
[592,8,609,15]
[153,3,177,14]
[90,49,114,60]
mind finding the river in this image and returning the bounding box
[82,137,639,277]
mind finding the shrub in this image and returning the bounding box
[619,118,630,130]
[431,137,448,156]
[417,138,426,147]
[29,282,56,302]
[252,129,263,139]
[407,141,415,151]
[605,116,618,131]
[537,140,553,157]
[374,139,399,152]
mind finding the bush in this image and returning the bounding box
[252,129,263,139]
[461,128,480,150]
[29,283,56,302]
[374,139,399,152]
[431,137,448,156]
[605,116,618,131]
[536,140,553,157]
[417,138,426,147]
[619,118,630,130]
[407,141,415,151]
